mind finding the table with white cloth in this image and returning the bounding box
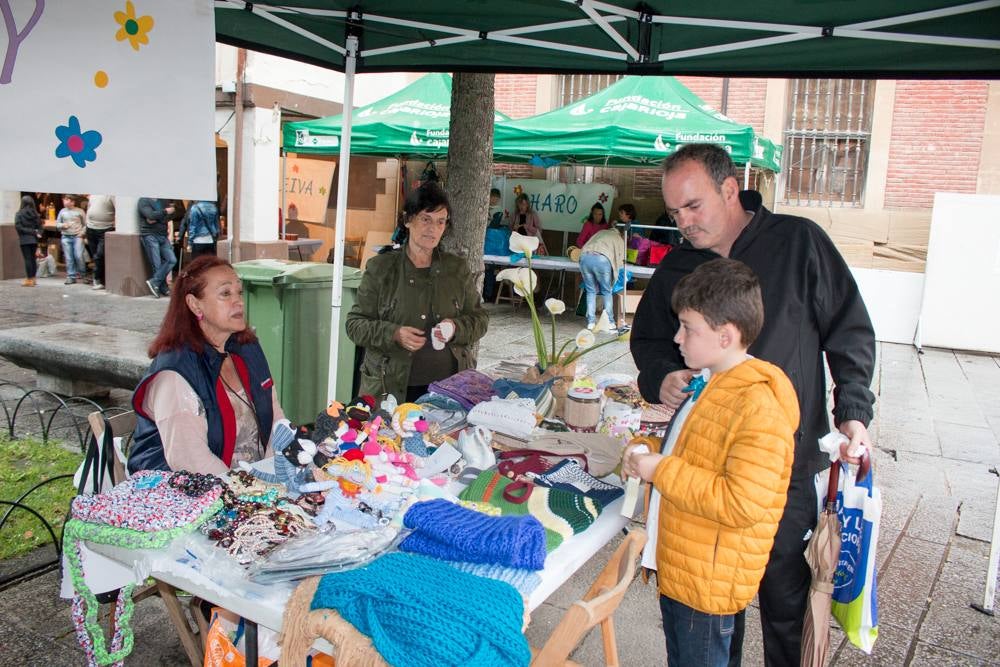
[80,476,629,664]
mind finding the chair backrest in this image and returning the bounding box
[531,527,648,666]
[87,410,137,486]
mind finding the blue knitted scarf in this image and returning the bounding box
[311,552,530,667]
[400,498,547,570]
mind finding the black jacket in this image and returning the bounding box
[14,206,41,246]
[630,191,876,479]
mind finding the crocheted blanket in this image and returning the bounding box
[310,552,530,667]
[399,498,546,570]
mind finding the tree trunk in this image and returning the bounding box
[442,72,494,294]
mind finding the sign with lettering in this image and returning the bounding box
[282,157,336,224]
[498,179,617,234]
[0,1,215,199]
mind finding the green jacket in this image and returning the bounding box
[345,245,489,402]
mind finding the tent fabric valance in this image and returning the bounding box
[493,76,782,171]
[283,73,510,159]
[216,1,1000,78]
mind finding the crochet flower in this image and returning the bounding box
[54,116,103,168]
[114,1,154,51]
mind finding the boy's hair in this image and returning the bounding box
[490,187,501,198]
[618,203,636,221]
[671,258,764,348]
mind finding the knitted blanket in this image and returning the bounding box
[399,498,546,570]
[458,470,601,551]
[309,553,530,667]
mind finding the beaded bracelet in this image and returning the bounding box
[168,471,222,497]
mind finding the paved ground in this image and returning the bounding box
[1,274,999,666]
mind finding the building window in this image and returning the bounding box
[558,74,623,105]
[782,79,874,207]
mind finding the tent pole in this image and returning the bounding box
[280,150,286,240]
[744,162,751,188]
[327,35,358,403]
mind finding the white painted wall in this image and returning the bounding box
[239,106,283,242]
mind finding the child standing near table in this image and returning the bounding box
[622,258,798,667]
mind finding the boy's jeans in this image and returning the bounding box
[61,235,85,278]
[140,234,176,294]
[660,595,736,667]
[579,251,614,326]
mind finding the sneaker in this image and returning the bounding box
[161,287,170,297]
[586,322,596,331]
[64,277,76,285]
[91,282,105,290]
[145,279,159,298]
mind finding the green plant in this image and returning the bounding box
[496,232,626,371]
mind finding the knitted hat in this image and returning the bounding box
[458,471,600,551]
[310,553,530,667]
[400,498,546,570]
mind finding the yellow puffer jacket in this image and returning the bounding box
[652,358,799,615]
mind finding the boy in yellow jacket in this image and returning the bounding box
[623,258,799,666]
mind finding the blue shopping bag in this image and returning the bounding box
[831,459,881,653]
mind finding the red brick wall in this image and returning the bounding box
[495,74,538,119]
[885,80,987,209]
[493,162,535,179]
[676,76,766,131]
[634,168,662,198]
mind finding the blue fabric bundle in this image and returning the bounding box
[311,552,530,667]
[448,561,542,597]
[400,498,547,570]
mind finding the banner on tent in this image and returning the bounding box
[282,157,336,224]
[0,1,215,200]
[499,179,617,234]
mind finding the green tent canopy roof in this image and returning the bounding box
[493,76,782,170]
[283,73,509,158]
[217,2,1000,78]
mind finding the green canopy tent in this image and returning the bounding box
[214,0,1000,400]
[493,75,782,171]
[283,73,510,158]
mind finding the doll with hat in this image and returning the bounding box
[392,403,431,457]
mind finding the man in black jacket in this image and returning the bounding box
[630,144,876,666]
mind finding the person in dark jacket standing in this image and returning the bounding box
[630,143,876,667]
[137,197,176,298]
[14,195,43,286]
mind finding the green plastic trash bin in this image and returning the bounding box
[234,259,362,426]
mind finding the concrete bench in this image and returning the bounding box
[0,323,151,396]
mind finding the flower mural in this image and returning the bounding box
[54,116,103,168]
[115,1,154,51]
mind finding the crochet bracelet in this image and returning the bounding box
[64,499,222,666]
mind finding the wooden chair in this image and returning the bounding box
[86,410,206,667]
[530,528,647,667]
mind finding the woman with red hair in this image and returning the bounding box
[128,255,287,474]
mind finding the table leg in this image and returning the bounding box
[155,580,204,667]
[245,619,258,665]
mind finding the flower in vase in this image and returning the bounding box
[545,298,565,315]
[495,267,537,297]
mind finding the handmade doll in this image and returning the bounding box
[392,403,431,457]
[240,420,325,499]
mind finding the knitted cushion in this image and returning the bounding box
[311,552,530,667]
[399,498,546,570]
[458,470,600,551]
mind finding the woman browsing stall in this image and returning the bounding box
[128,256,287,475]
[346,182,489,403]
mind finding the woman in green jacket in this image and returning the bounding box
[346,182,489,403]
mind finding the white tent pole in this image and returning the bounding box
[280,150,286,239]
[744,162,751,188]
[327,34,357,403]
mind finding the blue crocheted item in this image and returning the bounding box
[400,499,546,570]
[448,561,542,597]
[684,374,707,401]
[311,552,530,667]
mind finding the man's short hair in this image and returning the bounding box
[662,144,737,191]
[671,258,764,348]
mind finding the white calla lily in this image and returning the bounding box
[496,267,537,297]
[575,329,596,349]
[509,231,540,256]
[545,298,566,315]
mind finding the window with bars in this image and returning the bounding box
[782,79,874,207]
[558,73,623,106]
